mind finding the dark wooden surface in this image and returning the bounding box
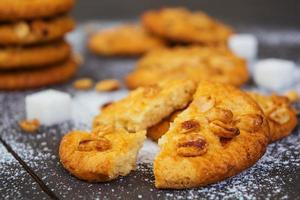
[1,24,300,200]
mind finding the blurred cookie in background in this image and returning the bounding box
[142,7,233,46]
[125,46,248,89]
[88,24,166,56]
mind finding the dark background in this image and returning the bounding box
[72,0,299,27]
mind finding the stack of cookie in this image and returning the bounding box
[0,0,78,90]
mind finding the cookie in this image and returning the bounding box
[59,129,146,182]
[0,0,74,21]
[125,46,248,89]
[147,110,182,142]
[59,79,196,182]
[248,92,298,142]
[93,79,197,132]
[142,7,233,45]
[0,57,78,90]
[88,25,166,56]
[154,82,269,189]
[0,15,75,45]
[0,40,71,69]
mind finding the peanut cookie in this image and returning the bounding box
[125,46,248,89]
[142,7,233,45]
[93,79,197,132]
[0,0,74,21]
[0,15,75,45]
[88,25,166,56]
[248,92,298,142]
[59,79,196,182]
[0,57,78,90]
[59,129,146,182]
[154,82,269,189]
[0,40,71,69]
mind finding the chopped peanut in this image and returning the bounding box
[95,79,120,92]
[73,78,94,90]
[19,119,40,133]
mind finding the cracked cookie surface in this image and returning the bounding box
[60,79,196,182]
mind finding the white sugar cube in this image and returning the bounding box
[228,34,258,61]
[26,90,72,125]
[253,58,296,91]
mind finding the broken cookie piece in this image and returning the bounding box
[154,82,269,189]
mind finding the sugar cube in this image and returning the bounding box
[26,89,72,125]
[228,34,258,61]
[253,58,296,91]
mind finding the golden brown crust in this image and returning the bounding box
[142,7,233,45]
[248,92,298,142]
[125,46,248,89]
[88,25,166,56]
[59,130,146,182]
[154,82,269,189]
[0,57,78,90]
[0,40,71,69]
[0,15,75,45]
[93,79,197,132]
[0,0,74,21]
[147,110,182,142]
[60,79,196,182]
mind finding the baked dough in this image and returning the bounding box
[88,25,166,56]
[60,79,197,182]
[248,92,298,142]
[154,82,269,189]
[93,79,196,132]
[0,56,77,90]
[142,7,233,45]
[0,15,75,45]
[0,40,71,69]
[125,46,248,89]
[0,0,74,21]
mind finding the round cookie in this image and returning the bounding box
[0,15,75,45]
[248,92,298,142]
[142,7,233,45]
[88,25,166,56]
[0,40,71,69]
[154,81,270,189]
[125,46,249,89]
[0,0,74,21]
[0,57,78,90]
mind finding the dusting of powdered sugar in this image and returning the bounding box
[0,144,48,199]
[71,90,128,127]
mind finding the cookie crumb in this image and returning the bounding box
[19,119,40,133]
[73,78,94,90]
[95,79,120,92]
